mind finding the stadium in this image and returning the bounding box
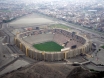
[15,27,92,61]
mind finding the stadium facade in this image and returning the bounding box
[15,28,92,61]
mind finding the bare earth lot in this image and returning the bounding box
[9,13,54,27]
[1,62,76,78]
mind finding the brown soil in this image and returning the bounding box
[1,62,74,78]
[1,62,99,78]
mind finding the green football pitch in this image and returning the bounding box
[33,41,64,52]
[49,24,70,30]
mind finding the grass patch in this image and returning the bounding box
[33,41,63,52]
[49,24,70,30]
[0,9,11,12]
[101,45,104,49]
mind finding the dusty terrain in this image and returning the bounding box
[9,13,54,27]
[1,62,99,78]
[1,62,75,78]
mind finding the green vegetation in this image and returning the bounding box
[49,24,70,30]
[90,69,96,72]
[3,18,16,23]
[33,41,63,52]
[81,26,104,36]
[3,14,25,23]
[101,45,104,49]
[0,9,11,12]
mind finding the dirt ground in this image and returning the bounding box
[1,62,76,78]
[9,13,54,26]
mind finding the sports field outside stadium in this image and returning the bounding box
[33,41,64,52]
[49,24,70,30]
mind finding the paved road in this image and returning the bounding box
[0,23,36,75]
[85,63,104,71]
[0,37,16,71]
[97,49,104,64]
